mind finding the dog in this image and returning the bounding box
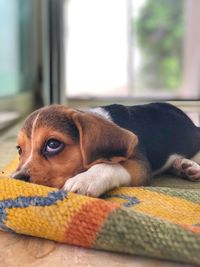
[12,102,200,197]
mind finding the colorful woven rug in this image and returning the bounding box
[0,157,200,265]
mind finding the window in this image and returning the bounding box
[65,0,200,100]
[1,0,199,129]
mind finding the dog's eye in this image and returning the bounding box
[44,139,64,156]
[16,145,22,155]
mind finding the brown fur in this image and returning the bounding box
[13,105,149,189]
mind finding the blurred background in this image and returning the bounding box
[0,0,200,132]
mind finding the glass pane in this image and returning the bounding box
[66,0,128,97]
[133,0,185,97]
[0,0,38,128]
[0,0,20,97]
[0,0,35,99]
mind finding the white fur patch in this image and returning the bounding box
[153,152,200,178]
[62,163,131,197]
[20,113,40,170]
[88,107,112,121]
[152,154,182,176]
[171,157,200,181]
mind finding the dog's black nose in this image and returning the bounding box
[11,172,30,182]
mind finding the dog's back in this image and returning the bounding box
[102,103,200,171]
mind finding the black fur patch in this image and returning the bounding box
[103,103,200,171]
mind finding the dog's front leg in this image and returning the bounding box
[63,159,151,197]
[62,163,131,197]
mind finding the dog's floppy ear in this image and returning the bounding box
[70,111,138,168]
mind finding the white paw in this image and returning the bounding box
[62,163,131,197]
[62,173,105,197]
[62,164,110,197]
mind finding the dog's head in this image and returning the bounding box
[12,105,138,188]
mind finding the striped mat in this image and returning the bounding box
[0,157,200,265]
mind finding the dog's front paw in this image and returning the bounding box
[62,170,107,197]
[62,163,131,197]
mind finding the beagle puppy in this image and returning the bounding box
[12,103,200,196]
